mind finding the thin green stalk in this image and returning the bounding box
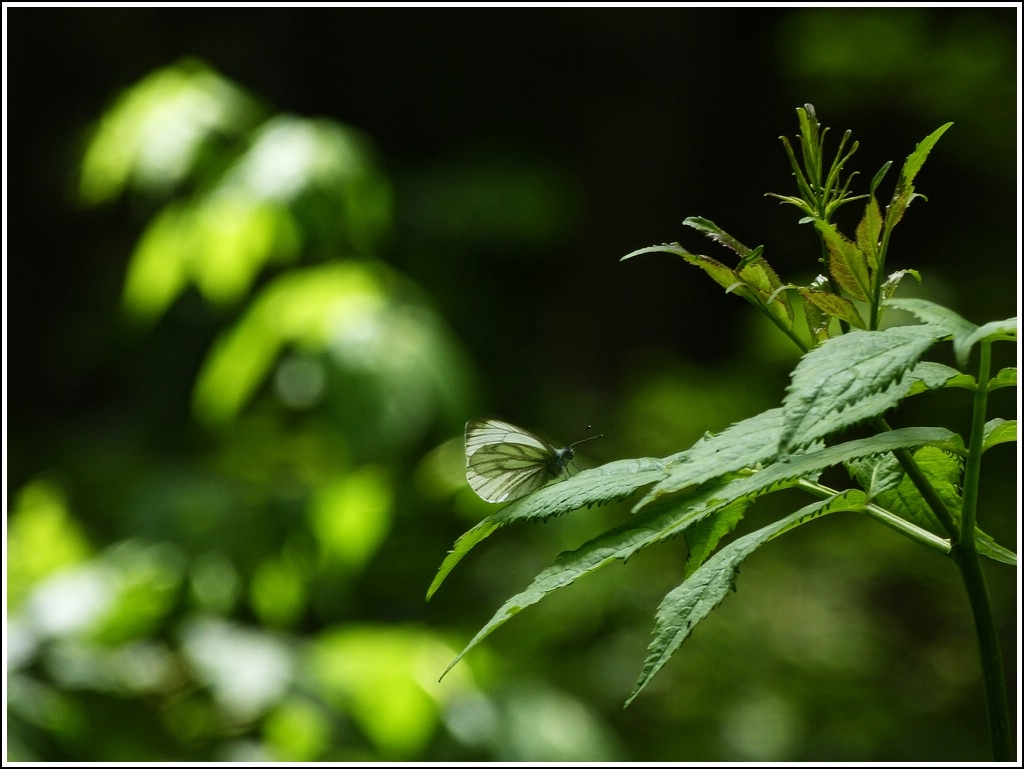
[960,340,991,540]
[868,216,894,331]
[872,344,1009,759]
[955,540,1010,759]
[797,479,950,554]
[951,341,1010,760]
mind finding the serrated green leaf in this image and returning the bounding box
[848,453,904,499]
[637,408,789,510]
[438,492,703,679]
[682,500,749,579]
[873,446,963,538]
[650,427,954,544]
[974,530,1017,566]
[900,123,953,190]
[982,419,1016,452]
[427,458,667,600]
[800,288,866,329]
[683,217,751,256]
[439,428,952,684]
[959,317,1017,366]
[691,254,745,293]
[988,367,1016,391]
[904,361,968,396]
[886,123,952,230]
[941,373,979,390]
[887,294,1001,370]
[738,259,794,326]
[620,242,746,298]
[801,287,833,342]
[816,221,871,301]
[737,254,783,294]
[861,442,1013,565]
[620,243,690,261]
[780,325,947,454]
[880,269,921,303]
[855,196,883,270]
[625,490,866,706]
[885,297,977,339]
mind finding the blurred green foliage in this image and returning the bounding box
[9,59,485,762]
[6,8,1017,762]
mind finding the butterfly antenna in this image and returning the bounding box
[570,425,604,448]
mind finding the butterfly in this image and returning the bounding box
[464,418,602,503]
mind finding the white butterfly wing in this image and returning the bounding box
[465,419,558,503]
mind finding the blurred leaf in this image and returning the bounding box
[89,541,186,644]
[192,262,388,426]
[123,195,301,322]
[308,467,393,573]
[263,697,333,761]
[223,115,393,254]
[309,626,450,758]
[79,58,259,204]
[250,550,309,629]
[7,478,92,609]
[180,617,295,722]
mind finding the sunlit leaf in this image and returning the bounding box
[855,196,883,269]
[800,288,865,329]
[682,217,752,256]
[309,626,447,758]
[7,479,92,610]
[193,262,390,426]
[815,221,870,301]
[885,122,952,229]
[79,58,258,204]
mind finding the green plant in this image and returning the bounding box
[429,105,1016,759]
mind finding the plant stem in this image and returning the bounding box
[797,479,950,554]
[952,340,1011,760]
[870,391,1009,758]
[959,340,991,542]
[868,216,894,331]
[954,539,1011,759]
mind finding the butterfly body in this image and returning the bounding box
[464,418,599,503]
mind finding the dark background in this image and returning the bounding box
[6,7,1019,762]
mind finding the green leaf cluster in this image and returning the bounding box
[432,105,1017,753]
